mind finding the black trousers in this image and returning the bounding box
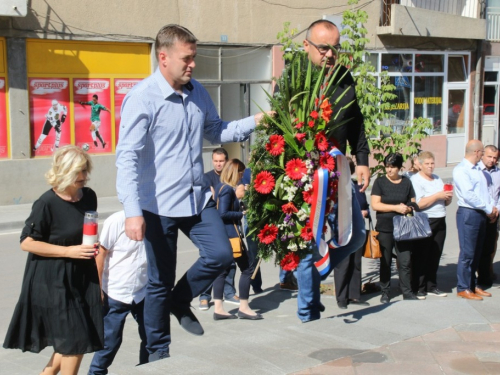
[477,219,498,288]
[412,217,447,293]
[378,231,414,297]
[334,246,363,303]
[213,248,255,300]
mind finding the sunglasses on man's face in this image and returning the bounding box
[306,40,341,55]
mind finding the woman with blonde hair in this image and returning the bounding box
[3,145,104,375]
[212,159,262,320]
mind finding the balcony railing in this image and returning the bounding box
[487,7,500,41]
[381,0,481,26]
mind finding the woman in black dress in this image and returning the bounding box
[3,145,104,375]
[371,153,420,304]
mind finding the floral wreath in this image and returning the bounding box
[246,52,353,271]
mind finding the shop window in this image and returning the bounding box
[381,53,413,72]
[485,71,498,82]
[483,85,497,116]
[447,89,466,134]
[415,54,444,73]
[448,56,466,82]
[414,77,443,134]
[221,47,272,81]
[385,76,412,133]
[194,47,220,81]
[366,53,378,70]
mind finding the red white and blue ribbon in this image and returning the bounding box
[311,147,353,277]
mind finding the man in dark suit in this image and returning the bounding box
[295,19,370,322]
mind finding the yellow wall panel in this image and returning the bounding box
[27,40,150,75]
[0,38,5,74]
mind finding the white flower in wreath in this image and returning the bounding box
[310,151,319,160]
[287,242,298,252]
[296,209,308,221]
[284,176,291,182]
[298,240,308,249]
[304,183,313,192]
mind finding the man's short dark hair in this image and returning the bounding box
[212,147,228,160]
[485,144,498,153]
[155,24,198,60]
[384,153,404,169]
[93,94,98,100]
[305,19,338,40]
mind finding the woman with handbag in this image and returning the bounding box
[212,159,262,321]
[371,153,420,303]
[410,151,453,298]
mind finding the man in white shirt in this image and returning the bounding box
[453,140,498,300]
[477,145,500,289]
[88,211,148,374]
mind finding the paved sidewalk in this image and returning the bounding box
[2,164,500,374]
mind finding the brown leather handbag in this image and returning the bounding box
[363,217,382,259]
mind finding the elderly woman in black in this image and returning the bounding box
[371,153,420,303]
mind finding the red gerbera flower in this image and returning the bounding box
[310,110,319,120]
[294,121,304,129]
[280,252,300,271]
[315,131,329,151]
[257,224,278,244]
[285,158,307,180]
[308,120,315,128]
[303,189,314,204]
[265,135,285,156]
[300,223,314,241]
[319,154,335,172]
[295,133,306,142]
[254,171,275,194]
[282,202,299,214]
[320,99,333,122]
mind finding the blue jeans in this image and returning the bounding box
[142,199,233,355]
[88,295,147,374]
[456,207,487,292]
[296,185,366,322]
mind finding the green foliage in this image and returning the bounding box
[339,0,430,177]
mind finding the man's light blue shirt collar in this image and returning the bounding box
[478,160,499,173]
[462,158,478,170]
[153,68,193,100]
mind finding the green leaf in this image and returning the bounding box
[305,139,314,152]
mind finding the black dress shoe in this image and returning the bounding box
[403,293,419,300]
[213,312,237,321]
[170,304,204,336]
[380,294,390,304]
[237,311,263,320]
[348,299,370,306]
[148,350,170,362]
[337,300,348,309]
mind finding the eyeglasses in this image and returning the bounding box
[306,40,341,56]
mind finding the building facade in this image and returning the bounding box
[0,0,496,204]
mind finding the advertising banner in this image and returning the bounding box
[73,79,111,153]
[0,78,7,158]
[29,78,71,157]
[114,79,142,145]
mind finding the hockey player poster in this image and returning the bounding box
[0,78,7,158]
[30,78,71,157]
[114,79,141,145]
[74,79,111,153]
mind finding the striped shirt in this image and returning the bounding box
[116,68,255,218]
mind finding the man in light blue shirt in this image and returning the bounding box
[453,140,498,301]
[477,145,500,288]
[116,24,267,362]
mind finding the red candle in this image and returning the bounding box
[444,183,453,192]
